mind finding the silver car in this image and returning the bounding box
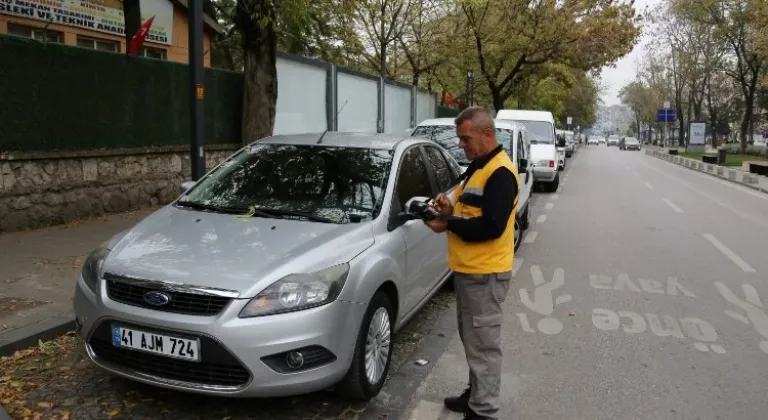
[73,133,460,400]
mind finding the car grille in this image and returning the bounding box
[88,320,251,388]
[105,276,232,316]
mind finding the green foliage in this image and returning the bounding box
[0,35,241,152]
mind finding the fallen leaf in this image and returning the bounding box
[568,311,575,316]
[36,402,52,408]
[60,411,70,420]
[108,408,121,417]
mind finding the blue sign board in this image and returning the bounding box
[656,109,677,123]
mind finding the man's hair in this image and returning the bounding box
[454,106,495,132]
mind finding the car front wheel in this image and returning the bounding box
[336,292,394,401]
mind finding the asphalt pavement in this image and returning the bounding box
[400,145,768,420]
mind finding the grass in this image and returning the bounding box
[677,152,768,167]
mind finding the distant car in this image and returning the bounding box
[587,137,599,146]
[598,137,607,145]
[624,137,641,151]
[607,135,620,147]
[74,132,463,401]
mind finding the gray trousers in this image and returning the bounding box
[454,271,511,419]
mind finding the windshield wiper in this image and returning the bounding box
[256,208,337,224]
[177,201,282,219]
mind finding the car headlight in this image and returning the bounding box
[81,242,110,294]
[239,263,350,318]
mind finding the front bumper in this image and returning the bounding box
[74,274,366,397]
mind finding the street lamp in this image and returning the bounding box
[466,70,474,107]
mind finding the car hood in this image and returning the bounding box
[530,144,557,161]
[101,206,375,298]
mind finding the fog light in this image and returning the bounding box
[285,351,305,369]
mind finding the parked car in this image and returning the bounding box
[74,133,467,401]
[623,137,641,151]
[598,137,607,145]
[607,135,620,147]
[411,118,534,251]
[496,109,560,192]
[587,137,599,146]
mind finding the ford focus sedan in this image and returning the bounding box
[74,133,463,400]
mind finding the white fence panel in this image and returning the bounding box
[274,57,327,135]
[384,83,412,134]
[416,91,437,125]
[337,71,378,133]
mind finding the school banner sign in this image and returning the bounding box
[0,0,174,45]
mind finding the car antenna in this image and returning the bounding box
[317,100,348,144]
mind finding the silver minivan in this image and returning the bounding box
[496,109,560,192]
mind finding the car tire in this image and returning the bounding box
[520,202,530,230]
[336,291,394,401]
[548,174,560,192]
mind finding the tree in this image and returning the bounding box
[455,0,640,111]
[397,0,449,86]
[234,0,314,143]
[354,0,416,78]
[675,0,764,151]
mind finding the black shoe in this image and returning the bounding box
[463,410,490,420]
[444,386,471,413]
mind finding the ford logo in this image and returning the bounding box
[143,291,172,306]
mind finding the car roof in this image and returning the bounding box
[258,132,419,150]
[416,118,524,132]
[495,109,555,124]
[416,118,455,127]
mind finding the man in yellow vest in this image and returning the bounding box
[425,106,519,420]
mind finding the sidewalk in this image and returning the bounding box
[0,208,155,356]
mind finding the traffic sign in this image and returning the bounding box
[663,101,671,109]
[567,116,573,125]
[656,108,676,123]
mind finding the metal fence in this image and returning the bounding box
[273,52,438,136]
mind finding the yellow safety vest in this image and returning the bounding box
[447,150,519,274]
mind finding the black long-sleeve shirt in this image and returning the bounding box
[445,146,518,242]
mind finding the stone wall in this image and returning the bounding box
[0,144,240,232]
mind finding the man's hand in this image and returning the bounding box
[434,193,453,216]
[425,218,448,233]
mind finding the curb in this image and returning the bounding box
[0,404,9,420]
[0,314,76,358]
[359,296,458,420]
[645,149,768,195]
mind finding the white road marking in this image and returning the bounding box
[662,198,684,213]
[640,160,768,230]
[644,182,654,190]
[703,233,756,273]
[545,202,554,210]
[523,231,538,244]
[512,257,524,276]
[536,214,547,223]
[407,400,446,420]
[551,194,559,199]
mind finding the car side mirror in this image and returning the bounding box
[180,180,196,195]
[518,158,528,174]
[404,196,430,214]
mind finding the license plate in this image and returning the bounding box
[112,325,200,362]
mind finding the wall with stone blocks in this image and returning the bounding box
[0,145,240,232]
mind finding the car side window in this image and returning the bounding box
[395,148,433,207]
[424,146,457,191]
[517,132,526,168]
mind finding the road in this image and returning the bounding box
[399,145,768,420]
[4,145,768,420]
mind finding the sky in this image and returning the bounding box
[599,0,662,106]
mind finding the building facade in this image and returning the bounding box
[0,0,221,66]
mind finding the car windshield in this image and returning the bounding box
[507,120,554,145]
[179,143,393,224]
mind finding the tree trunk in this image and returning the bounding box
[237,1,278,144]
[491,90,504,114]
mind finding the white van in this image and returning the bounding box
[411,118,533,251]
[496,109,560,192]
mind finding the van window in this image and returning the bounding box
[517,132,526,166]
[497,129,514,154]
[512,121,555,145]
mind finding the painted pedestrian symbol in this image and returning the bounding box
[517,266,571,335]
[715,282,768,354]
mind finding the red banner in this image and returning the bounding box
[128,16,155,56]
